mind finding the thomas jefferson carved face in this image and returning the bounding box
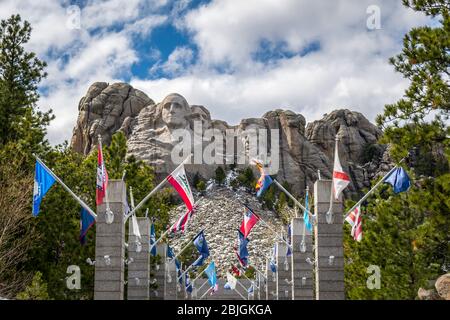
[161,93,190,127]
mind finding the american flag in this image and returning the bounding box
[345,205,363,242]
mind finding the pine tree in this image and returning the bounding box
[25,132,172,299]
[346,0,450,300]
[0,14,53,151]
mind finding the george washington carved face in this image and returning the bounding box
[160,93,190,127]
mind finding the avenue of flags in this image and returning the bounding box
[30,135,414,299]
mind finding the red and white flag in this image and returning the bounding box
[239,208,260,239]
[167,164,195,212]
[171,210,194,233]
[332,140,350,200]
[345,205,363,242]
[96,142,108,205]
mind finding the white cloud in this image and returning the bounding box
[131,0,431,126]
[0,0,433,145]
[0,0,168,144]
[150,46,194,76]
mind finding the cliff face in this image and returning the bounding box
[71,82,390,196]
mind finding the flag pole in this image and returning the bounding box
[344,157,406,219]
[148,197,205,253]
[130,186,135,210]
[233,287,247,300]
[33,155,97,219]
[250,208,292,250]
[126,155,192,219]
[272,179,314,219]
[199,286,214,300]
[237,267,258,290]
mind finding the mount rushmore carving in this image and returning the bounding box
[71,82,390,196]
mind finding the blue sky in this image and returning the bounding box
[0,0,432,144]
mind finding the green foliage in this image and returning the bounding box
[360,143,384,164]
[24,132,172,299]
[244,266,256,280]
[16,272,49,300]
[345,174,450,299]
[0,14,53,151]
[237,167,255,190]
[376,2,449,165]
[346,1,450,300]
[214,166,226,185]
[196,180,206,193]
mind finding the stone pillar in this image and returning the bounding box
[127,217,150,300]
[265,259,276,300]
[164,259,178,300]
[314,180,345,300]
[150,243,166,300]
[291,217,314,300]
[275,242,292,300]
[94,180,126,300]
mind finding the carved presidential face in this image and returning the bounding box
[161,93,190,127]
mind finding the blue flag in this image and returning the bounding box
[167,245,175,259]
[270,244,277,273]
[383,167,411,194]
[236,230,249,267]
[185,273,193,293]
[192,230,210,267]
[303,191,312,232]
[32,161,56,216]
[204,261,218,292]
[150,223,156,256]
[167,245,181,271]
[79,207,95,245]
[286,224,292,257]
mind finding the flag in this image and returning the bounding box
[351,207,363,242]
[150,222,156,256]
[131,214,141,240]
[167,245,182,275]
[332,139,350,200]
[192,230,210,267]
[286,224,292,257]
[239,208,260,239]
[231,265,241,277]
[224,272,237,290]
[255,161,273,198]
[185,273,193,293]
[247,283,254,294]
[204,261,218,293]
[235,230,249,268]
[32,160,56,216]
[345,205,363,242]
[79,207,95,245]
[96,142,108,205]
[171,209,194,234]
[383,167,411,194]
[303,190,312,232]
[167,164,195,212]
[270,244,277,273]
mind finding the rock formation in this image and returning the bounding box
[71,82,153,154]
[71,82,389,196]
